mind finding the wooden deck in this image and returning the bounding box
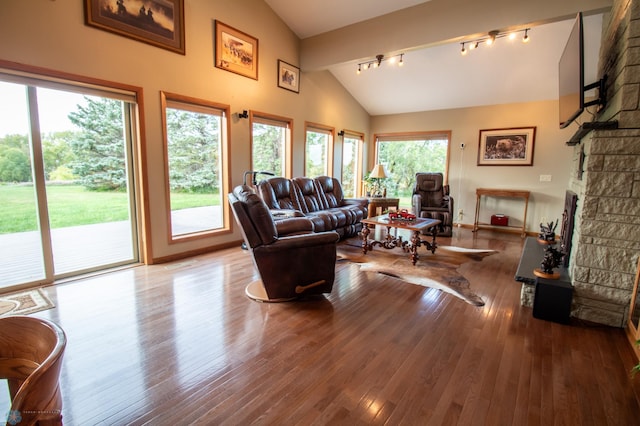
[2,228,639,424]
[0,221,136,288]
[0,206,222,290]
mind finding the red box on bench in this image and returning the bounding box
[491,214,509,226]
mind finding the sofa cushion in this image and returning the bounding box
[315,176,342,208]
[293,177,326,213]
[257,177,302,210]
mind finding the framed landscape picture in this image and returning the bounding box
[277,60,300,93]
[477,127,536,166]
[84,0,185,55]
[214,20,259,80]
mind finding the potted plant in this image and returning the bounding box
[363,172,375,197]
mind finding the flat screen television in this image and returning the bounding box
[559,12,584,129]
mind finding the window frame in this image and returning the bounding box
[340,130,364,197]
[249,111,293,178]
[373,130,452,185]
[304,122,334,178]
[160,91,232,243]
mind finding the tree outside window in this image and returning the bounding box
[376,134,450,204]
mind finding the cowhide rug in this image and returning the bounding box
[337,240,496,306]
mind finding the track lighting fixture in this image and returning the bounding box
[238,110,248,119]
[356,53,404,74]
[460,28,531,55]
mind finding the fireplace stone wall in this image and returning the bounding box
[568,0,640,327]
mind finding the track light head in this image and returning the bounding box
[460,28,531,55]
[356,53,405,74]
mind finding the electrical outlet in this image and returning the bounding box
[539,174,552,182]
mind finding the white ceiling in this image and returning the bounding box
[264,0,432,40]
[265,0,604,116]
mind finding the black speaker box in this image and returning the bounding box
[533,277,573,324]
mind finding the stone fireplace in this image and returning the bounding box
[566,0,640,327]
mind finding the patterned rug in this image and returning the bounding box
[0,288,55,317]
[337,240,496,306]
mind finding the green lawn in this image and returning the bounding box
[0,184,219,233]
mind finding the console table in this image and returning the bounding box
[473,188,530,237]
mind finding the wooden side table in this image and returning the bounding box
[473,188,530,237]
[367,197,400,218]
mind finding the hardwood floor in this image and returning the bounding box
[2,229,640,425]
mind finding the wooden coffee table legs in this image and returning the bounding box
[406,228,438,265]
[361,223,438,265]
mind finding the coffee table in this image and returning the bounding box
[360,214,441,265]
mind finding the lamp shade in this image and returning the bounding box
[369,164,388,179]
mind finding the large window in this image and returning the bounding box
[251,113,292,178]
[0,74,140,290]
[161,92,230,241]
[341,131,363,197]
[375,131,451,204]
[305,123,334,177]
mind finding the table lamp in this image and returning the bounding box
[369,164,388,197]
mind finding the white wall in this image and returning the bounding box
[371,99,577,232]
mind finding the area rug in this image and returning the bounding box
[0,288,55,317]
[337,240,496,306]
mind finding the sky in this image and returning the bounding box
[0,82,87,137]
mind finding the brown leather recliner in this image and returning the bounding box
[228,185,339,301]
[412,172,454,237]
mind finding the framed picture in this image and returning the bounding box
[277,60,300,93]
[214,20,258,80]
[84,0,185,55]
[477,127,536,166]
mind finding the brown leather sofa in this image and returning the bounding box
[256,176,368,239]
[228,185,339,301]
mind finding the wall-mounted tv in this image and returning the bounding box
[559,12,584,129]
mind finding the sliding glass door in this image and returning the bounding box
[0,82,47,286]
[0,79,139,290]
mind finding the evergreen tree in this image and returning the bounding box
[68,97,125,190]
[252,123,284,176]
[166,108,219,192]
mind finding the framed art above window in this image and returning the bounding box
[214,20,259,80]
[84,0,185,54]
[477,127,536,166]
[277,60,300,93]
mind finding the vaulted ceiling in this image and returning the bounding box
[265,0,610,116]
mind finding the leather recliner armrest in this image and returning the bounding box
[412,193,423,213]
[256,231,339,253]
